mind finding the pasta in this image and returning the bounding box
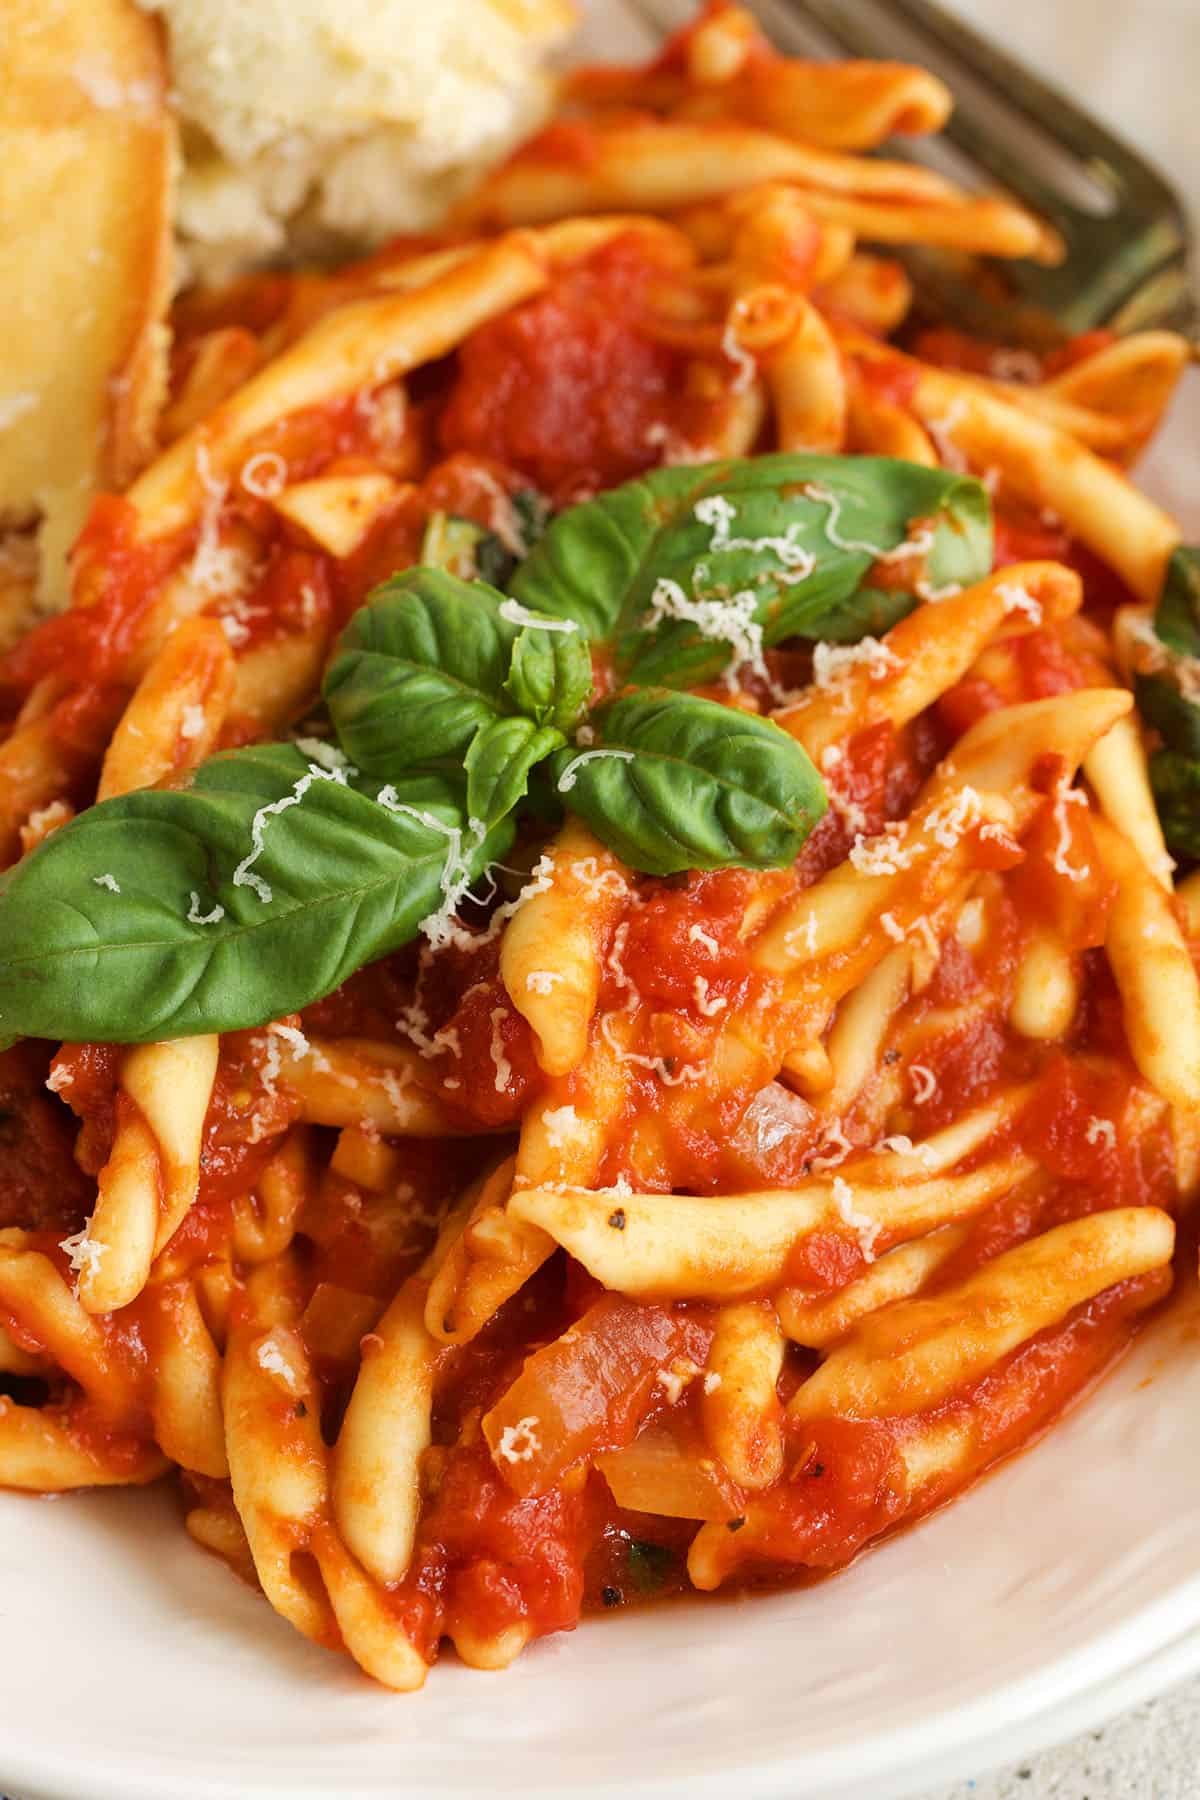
[0,1,1195,1696]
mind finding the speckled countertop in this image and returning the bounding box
[927,1679,1200,1798]
[923,0,1200,1794]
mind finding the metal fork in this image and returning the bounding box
[626,0,1198,346]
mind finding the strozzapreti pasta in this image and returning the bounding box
[0,0,1196,1690]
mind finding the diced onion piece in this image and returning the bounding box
[272,472,398,556]
[482,1293,707,1498]
[597,1415,744,1523]
[300,1283,382,1366]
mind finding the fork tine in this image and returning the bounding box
[624,0,1197,340]
[885,0,1189,218]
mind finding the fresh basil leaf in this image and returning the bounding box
[1149,750,1200,861]
[504,619,593,733]
[1136,674,1200,761]
[323,568,519,773]
[1154,545,1200,659]
[796,581,919,645]
[509,454,991,687]
[464,716,564,826]
[474,529,517,590]
[0,745,512,1043]
[551,690,826,876]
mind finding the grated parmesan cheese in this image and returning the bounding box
[240,451,288,499]
[693,494,816,585]
[498,598,577,633]
[556,748,636,793]
[925,786,983,850]
[569,857,628,898]
[996,581,1043,628]
[179,704,206,741]
[293,737,356,777]
[925,399,969,473]
[720,304,758,393]
[693,976,727,1018]
[1084,1115,1117,1149]
[910,1064,938,1105]
[255,1332,305,1396]
[599,922,702,1086]
[831,1173,880,1261]
[234,761,349,905]
[376,788,487,950]
[542,1105,581,1149]
[496,1415,541,1463]
[644,576,767,690]
[688,923,719,955]
[877,1134,938,1168]
[811,636,900,694]
[189,446,254,599]
[219,613,252,647]
[489,1007,512,1093]
[92,873,121,893]
[809,1123,853,1173]
[60,1223,104,1279]
[784,908,820,957]
[1050,775,1090,884]
[849,821,914,877]
[656,1359,702,1404]
[187,892,225,926]
[525,970,564,996]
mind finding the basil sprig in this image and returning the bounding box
[0,455,989,1042]
[322,569,591,793]
[1140,548,1200,863]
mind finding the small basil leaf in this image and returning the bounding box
[550,690,826,876]
[1135,674,1200,761]
[1154,546,1200,659]
[509,454,991,687]
[0,745,512,1043]
[1149,750,1200,862]
[323,568,519,773]
[420,491,550,588]
[419,513,491,581]
[464,716,564,827]
[504,617,593,732]
[626,1539,677,1594]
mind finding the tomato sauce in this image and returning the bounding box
[439,238,691,502]
[1,499,179,699]
[0,1047,94,1231]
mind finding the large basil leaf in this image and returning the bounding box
[1136,674,1200,761]
[323,568,520,773]
[1138,545,1200,763]
[509,455,991,688]
[1154,545,1200,659]
[1149,751,1200,861]
[0,745,512,1043]
[464,716,564,826]
[504,617,593,732]
[550,690,826,876]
